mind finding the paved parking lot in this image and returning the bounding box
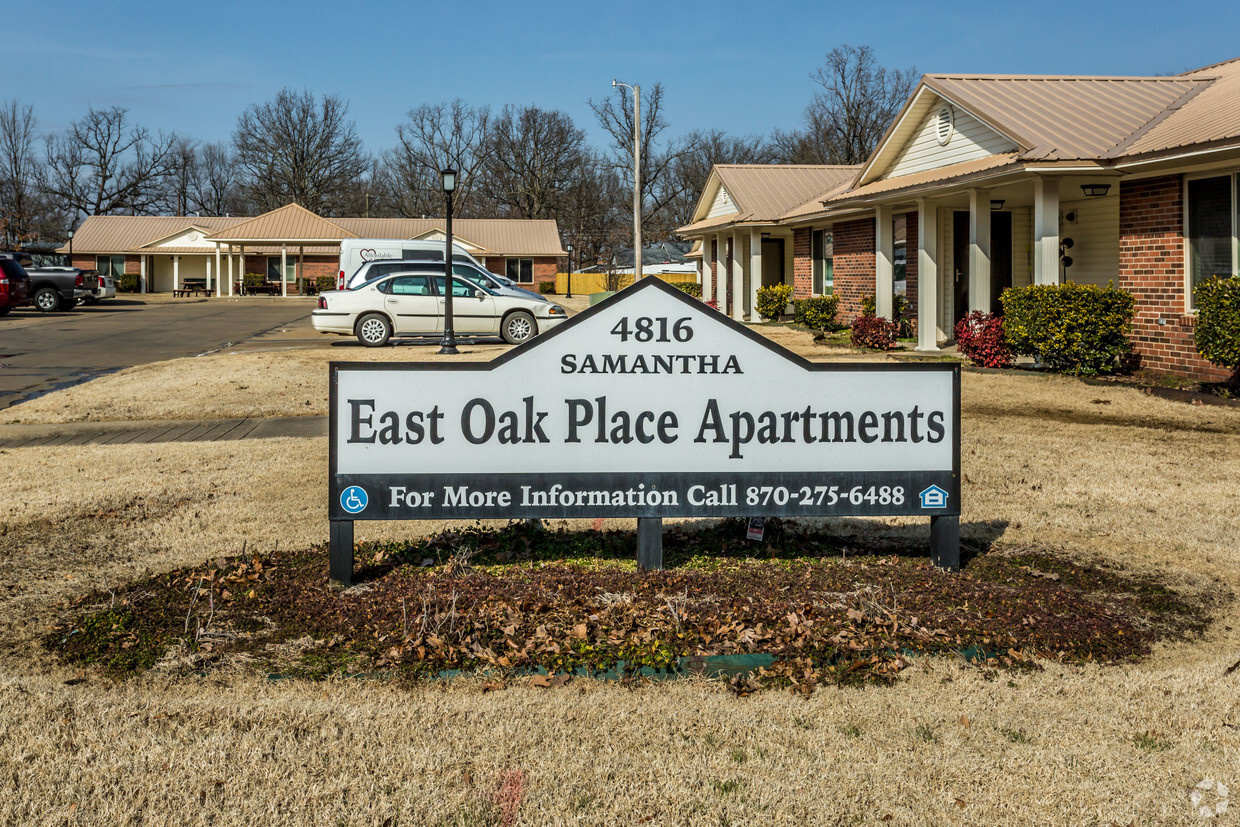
[0,297,317,411]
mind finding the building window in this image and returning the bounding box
[506,258,533,283]
[811,230,833,296]
[95,255,125,276]
[266,256,297,283]
[1187,174,1237,308]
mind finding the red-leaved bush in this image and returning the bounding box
[954,311,1012,368]
[850,315,900,350]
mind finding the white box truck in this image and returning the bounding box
[337,239,485,289]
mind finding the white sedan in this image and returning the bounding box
[312,271,568,347]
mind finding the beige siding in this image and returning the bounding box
[706,184,739,219]
[1060,196,1119,287]
[888,104,1018,179]
[1012,207,1032,288]
[151,255,207,292]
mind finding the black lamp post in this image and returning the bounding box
[438,167,459,355]
[566,242,573,299]
[67,229,74,264]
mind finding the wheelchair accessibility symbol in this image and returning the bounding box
[340,486,368,514]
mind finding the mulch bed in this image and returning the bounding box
[45,520,1212,694]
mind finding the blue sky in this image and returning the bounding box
[7,0,1239,154]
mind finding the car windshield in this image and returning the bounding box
[451,264,501,289]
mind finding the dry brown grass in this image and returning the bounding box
[1,349,1239,823]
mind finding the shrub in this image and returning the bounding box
[316,275,337,293]
[861,293,912,336]
[117,273,140,293]
[1001,283,1134,376]
[954,311,1012,368]
[242,272,266,288]
[756,284,793,321]
[850,315,900,350]
[792,296,840,331]
[538,280,557,295]
[860,295,877,317]
[668,280,702,298]
[1194,275,1240,374]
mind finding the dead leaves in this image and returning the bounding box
[528,673,570,689]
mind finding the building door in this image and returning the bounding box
[952,212,969,326]
[761,238,784,287]
[953,211,1014,322]
[990,212,1012,314]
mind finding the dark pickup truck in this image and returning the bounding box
[23,265,90,312]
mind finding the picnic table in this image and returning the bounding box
[172,281,210,297]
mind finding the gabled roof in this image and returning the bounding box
[205,203,357,242]
[331,218,566,256]
[678,164,859,234]
[921,73,1210,159]
[1122,56,1240,157]
[58,215,248,254]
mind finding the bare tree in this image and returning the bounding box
[0,100,62,246]
[190,142,244,216]
[387,100,491,218]
[161,135,197,215]
[588,82,697,240]
[774,45,916,165]
[663,129,776,231]
[44,106,174,217]
[335,156,398,218]
[480,105,586,220]
[233,87,369,215]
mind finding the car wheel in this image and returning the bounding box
[502,311,536,345]
[0,306,9,316]
[33,287,61,312]
[356,313,392,347]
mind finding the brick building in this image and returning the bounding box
[678,56,1240,381]
[59,203,566,298]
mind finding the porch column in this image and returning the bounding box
[139,255,147,294]
[731,231,743,322]
[227,246,234,297]
[875,206,894,320]
[173,255,180,291]
[239,246,246,292]
[206,256,213,293]
[916,199,940,351]
[749,228,763,322]
[215,244,222,297]
[969,189,991,313]
[299,246,305,294]
[1033,177,1060,285]
[281,245,288,297]
[701,239,713,303]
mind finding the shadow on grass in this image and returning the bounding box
[349,516,1010,584]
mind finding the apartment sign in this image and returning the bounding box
[329,279,960,522]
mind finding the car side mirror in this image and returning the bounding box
[474,289,485,299]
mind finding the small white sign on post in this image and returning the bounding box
[328,279,960,584]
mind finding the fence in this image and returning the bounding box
[553,272,699,295]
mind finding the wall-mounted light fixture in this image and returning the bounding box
[990,199,1005,211]
[1080,183,1111,198]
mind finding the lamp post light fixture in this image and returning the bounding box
[566,242,573,298]
[67,229,74,263]
[612,79,642,282]
[439,167,459,355]
[1080,183,1111,198]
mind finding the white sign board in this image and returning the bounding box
[330,279,959,521]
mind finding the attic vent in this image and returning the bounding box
[935,104,955,146]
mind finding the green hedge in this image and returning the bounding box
[117,273,140,293]
[1001,283,1134,376]
[668,281,702,298]
[242,272,266,288]
[316,275,337,293]
[1194,275,1240,372]
[756,284,793,321]
[792,296,840,331]
[538,280,557,294]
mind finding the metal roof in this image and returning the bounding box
[1121,57,1240,157]
[678,164,859,234]
[60,207,566,257]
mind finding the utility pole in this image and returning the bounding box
[613,79,642,281]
